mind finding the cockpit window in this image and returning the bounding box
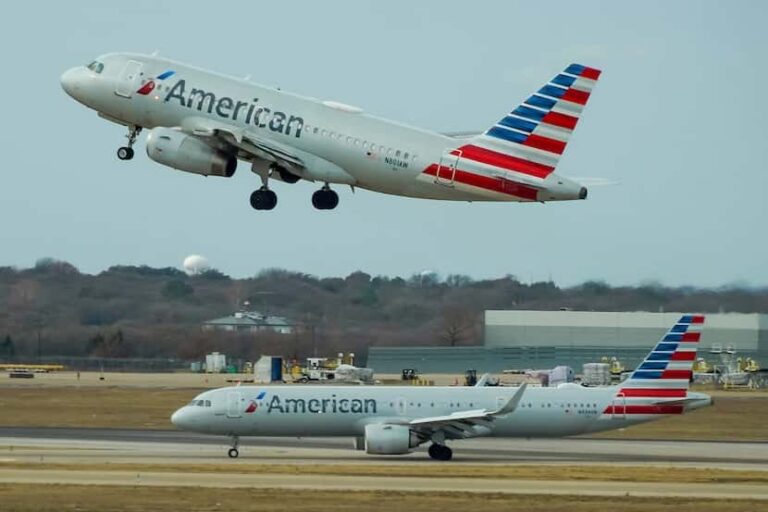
[87,61,104,74]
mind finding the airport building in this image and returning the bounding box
[203,310,295,334]
[367,310,768,373]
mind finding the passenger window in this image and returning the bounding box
[321,130,327,136]
[362,141,368,149]
[396,150,401,157]
[205,400,211,407]
[403,152,409,159]
[354,139,360,146]
[313,127,319,134]
[387,148,393,156]
[346,136,352,144]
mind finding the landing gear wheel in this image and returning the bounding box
[117,147,134,160]
[311,188,339,210]
[250,188,277,210]
[428,443,453,461]
[228,435,240,458]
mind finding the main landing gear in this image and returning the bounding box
[250,165,278,210]
[428,443,452,461]
[312,185,339,210]
[228,435,240,458]
[117,125,142,161]
[250,188,278,210]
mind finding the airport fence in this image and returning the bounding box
[0,355,187,372]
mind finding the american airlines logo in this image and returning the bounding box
[161,77,305,138]
[137,70,176,96]
[249,392,377,414]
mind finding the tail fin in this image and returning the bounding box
[622,314,705,392]
[603,315,707,418]
[463,64,601,179]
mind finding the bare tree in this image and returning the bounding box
[439,305,478,347]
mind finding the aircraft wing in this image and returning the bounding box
[407,384,526,439]
[179,116,305,171]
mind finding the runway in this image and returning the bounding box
[1,427,766,499]
[1,426,767,467]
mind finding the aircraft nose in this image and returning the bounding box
[171,407,188,429]
[60,67,84,98]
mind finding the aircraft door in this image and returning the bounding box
[434,149,461,186]
[115,60,144,98]
[226,391,243,418]
[610,393,626,420]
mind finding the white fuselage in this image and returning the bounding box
[61,53,586,202]
[172,384,672,439]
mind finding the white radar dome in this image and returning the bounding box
[183,254,211,276]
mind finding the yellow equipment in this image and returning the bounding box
[0,364,65,373]
[693,358,713,373]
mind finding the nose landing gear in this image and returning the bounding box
[228,436,240,458]
[117,125,142,161]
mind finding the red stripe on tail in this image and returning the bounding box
[619,388,687,398]
[422,165,540,201]
[541,111,578,130]
[523,134,566,155]
[603,404,685,415]
[561,88,590,105]
[455,145,554,179]
[661,369,692,380]
[681,332,701,342]
[671,351,696,361]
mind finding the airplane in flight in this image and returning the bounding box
[171,315,711,460]
[61,53,601,211]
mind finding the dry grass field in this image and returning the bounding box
[0,461,766,484]
[0,484,764,512]
[0,384,766,441]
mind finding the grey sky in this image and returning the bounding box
[1,1,766,287]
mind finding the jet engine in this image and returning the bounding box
[145,127,237,177]
[364,424,421,455]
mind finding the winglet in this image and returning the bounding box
[490,383,527,416]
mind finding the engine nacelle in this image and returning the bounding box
[146,127,236,177]
[364,424,420,455]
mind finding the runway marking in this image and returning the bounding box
[1,469,767,500]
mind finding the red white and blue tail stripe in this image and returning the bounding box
[421,64,601,202]
[472,63,601,172]
[603,315,705,417]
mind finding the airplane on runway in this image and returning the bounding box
[171,315,712,460]
[61,53,600,211]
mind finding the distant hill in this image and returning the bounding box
[0,260,765,362]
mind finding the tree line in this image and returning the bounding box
[0,259,765,362]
